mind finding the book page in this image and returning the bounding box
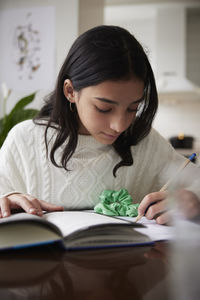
[0,212,41,224]
[0,212,63,237]
[43,211,137,237]
[118,216,174,242]
[0,222,61,249]
[43,212,174,242]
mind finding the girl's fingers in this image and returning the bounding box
[145,199,168,220]
[39,199,64,212]
[155,211,171,225]
[140,197,170,224]
[8,194,41,216]
[25,196,44,216]
[138,191,167,216]
[138,191,169,224]
[0,197,11,218]
[0,193,64,218]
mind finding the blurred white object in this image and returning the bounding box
[170,215,200,300]
[1,82,9,99]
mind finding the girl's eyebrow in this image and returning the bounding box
[94,95,144,105]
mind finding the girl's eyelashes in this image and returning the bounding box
[95,106,112,113]
[95,106,139,113]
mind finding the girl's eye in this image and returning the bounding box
[127,108,138,113]
[128,101,144,113]
[95,106,112,113]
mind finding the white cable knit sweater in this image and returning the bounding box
[0,120,199,209]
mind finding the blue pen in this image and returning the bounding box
[135,153,197,222]
[188,153,196,161]
[160,152,196,192]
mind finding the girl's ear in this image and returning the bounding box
[63,79,76,103]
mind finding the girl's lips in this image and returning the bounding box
[102,132,119,139]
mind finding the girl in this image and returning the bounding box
[0,25,200,224]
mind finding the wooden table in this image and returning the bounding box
[0,242,171,300]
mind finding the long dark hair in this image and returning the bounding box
[34,25,158,176]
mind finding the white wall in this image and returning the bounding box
[153,100,200,147]
[104,1,200,150]
[104,4,157,71]
[0,0,79,113]
[79,0,104,34]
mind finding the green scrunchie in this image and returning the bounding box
[94,189,139,217]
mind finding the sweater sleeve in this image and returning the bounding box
[0,122,33,198]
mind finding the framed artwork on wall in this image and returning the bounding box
[0,6,56,93]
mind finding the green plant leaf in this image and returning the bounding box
[9,93,36,114]
[0,118,3,137]
[0,92,39,148]
[8,108,39,127]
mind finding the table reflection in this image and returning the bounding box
[0,242,170,300]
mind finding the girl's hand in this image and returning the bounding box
[138,191,169,225]
[0,193,64,218]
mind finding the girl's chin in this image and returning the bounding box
[94,133,119,145]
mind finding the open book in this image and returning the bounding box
[0,211,154,251]
[0,211,173,251]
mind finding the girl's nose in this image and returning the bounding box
[110,115,129,133]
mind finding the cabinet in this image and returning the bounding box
[156,5,200,101]
[104,2,200,101]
